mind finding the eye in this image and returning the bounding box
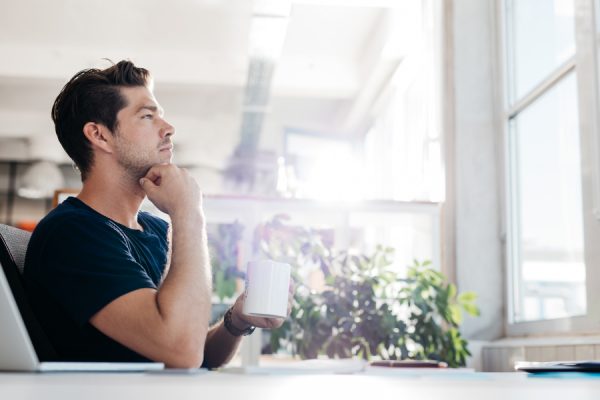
[142,114,153,120]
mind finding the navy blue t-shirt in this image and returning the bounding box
[23,197,169,362]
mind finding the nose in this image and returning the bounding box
[160,118,175,138]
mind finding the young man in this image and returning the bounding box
[23,60,290,368]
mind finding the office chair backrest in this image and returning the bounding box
[0,224,57,360]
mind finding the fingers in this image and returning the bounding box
[139,176,157,193]
[139,168,163,192]
[232,295,253,326]
[271,318,285,329]
[139,164,202,217]
[143,164,169,184]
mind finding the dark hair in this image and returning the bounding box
[51,60,151,181]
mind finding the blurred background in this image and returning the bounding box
[0,0,442,205]
[2,0,600,371]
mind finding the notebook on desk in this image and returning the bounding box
[0,244,163,373]
[515,361,600,373]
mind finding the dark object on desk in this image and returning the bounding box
[370,360,448,368]
[516,361,600,373]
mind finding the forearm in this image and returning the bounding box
[156,210,212,357]
[202,320,244,368]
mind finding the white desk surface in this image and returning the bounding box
[1,371,600,400]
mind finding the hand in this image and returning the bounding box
[230,283,295,330]
[139,164,202,217]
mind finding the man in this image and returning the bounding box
[23,60,290,368]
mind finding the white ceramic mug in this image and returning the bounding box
[242,260,291,318]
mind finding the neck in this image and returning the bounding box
[77,168,146,230]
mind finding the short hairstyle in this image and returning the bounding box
[51,60,151,181]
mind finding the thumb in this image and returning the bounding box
[139,177,157,193]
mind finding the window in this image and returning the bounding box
[282,0,443,205]
[506,0,575,103]
[509,72,585,322]
[502,0,600,334]
[362,1,443,203]
[281,129,440,273]
[283,130,364,201]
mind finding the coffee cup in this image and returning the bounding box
[242,260,291,318]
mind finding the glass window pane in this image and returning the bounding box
[510,72,586,322]
[284,131,363,201]
[507,0,576,102]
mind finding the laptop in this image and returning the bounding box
[0,262,164,372]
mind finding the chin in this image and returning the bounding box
[158,152,173,164]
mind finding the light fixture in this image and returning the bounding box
[249,0,290,60]
[17,161,65,199]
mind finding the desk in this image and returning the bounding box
[1,371,600,399]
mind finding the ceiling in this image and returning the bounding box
[0,0,414,186]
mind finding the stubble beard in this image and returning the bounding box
[114,138,155,182]
[113,128,173,183]
[118,154,153,182]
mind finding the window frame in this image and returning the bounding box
[499,0,600,336]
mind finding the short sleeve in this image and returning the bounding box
[36,216,157,326]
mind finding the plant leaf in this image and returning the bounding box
[457,291,477,304]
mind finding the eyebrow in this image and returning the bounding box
[136,104,164,116]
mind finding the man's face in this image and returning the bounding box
[112,86,174,179]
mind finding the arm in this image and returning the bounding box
[202,315,244,368]
[90,165,212,368]
[202,287,294,368]
[202,298,255,368]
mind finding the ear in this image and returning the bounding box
[82,122,114,154]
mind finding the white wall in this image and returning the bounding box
[451,0,504,340]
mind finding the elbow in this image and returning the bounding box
[150,308,209,368]
[163,336,205,369]
[166,353,204,369]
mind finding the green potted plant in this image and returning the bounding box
[257,215,480,367]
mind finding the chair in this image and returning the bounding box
[0,224,57,360]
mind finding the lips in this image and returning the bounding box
[159,144,173,152]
